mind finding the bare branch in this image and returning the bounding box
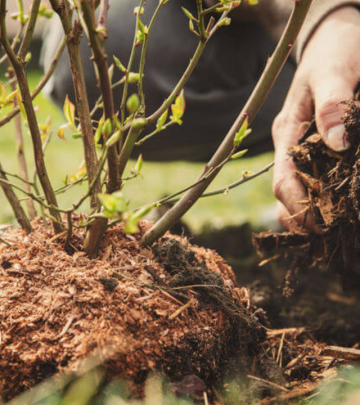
[0,0,62,233]
[143,0,314,245]
[0,162,31,233]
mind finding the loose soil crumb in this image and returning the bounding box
[0,218,263,401]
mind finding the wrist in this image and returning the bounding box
[296,3,360,62]
[302,6,360,61]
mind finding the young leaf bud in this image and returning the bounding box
[103,118,113,138]
[135,154,143,173]
[156,109,168,132]
[126,94,140,114]
[113,56,127,73]
[181,7,198,22]
[231,149,248,159]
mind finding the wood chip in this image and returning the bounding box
[321,346,360,363]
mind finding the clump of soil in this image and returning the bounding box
[254,96,360,293]
[0,218,263,401]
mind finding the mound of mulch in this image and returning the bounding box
[254,95,360,294]
[0,218,264,401]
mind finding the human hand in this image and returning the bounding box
[272,6,360,232]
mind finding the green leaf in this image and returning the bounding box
[103,118,113,137]
[113,116,122,130]
[15,93,26,117]
[133,205,155,220]
[124,205,154,234]
[0,82,6,101]
[231,149,248,160]
[108,64,114,81]
[98,192,128,218]
[170,90,185,124]
[131,117,146,130]
[63,95,76,130]
[128,72,141,84]
[105,130,120,148]
[175,90,185,110]
[217,17,231,27]
[234,118,252,146]
[94,116,104,145]
[135,154,143,173]
[124,214,139,234]
[113,56,126,73]
[136,30,145,44]
[5,90,18,103]
[126,93,140,114]
[189,19,195,33]
[38,5,54,18]
[57,123,69,141]
[137,18,148,35]
[24,52,32,64]
[72,133,82,139]
[156,109,168,132]
[181,7,198,22]
[112,192,128,213]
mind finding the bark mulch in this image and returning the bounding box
[0,218,263,401]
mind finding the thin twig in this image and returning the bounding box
[120,0,145,126]
[0,236,13,247]
[64,212,73,249]
[79,0,120,193]
[0,36,66,129]
[138,0,167,110]
[0,0,62,232]
[6,64,37,219]
[247,375,289,392]
[135,121,176,146]
[110,160,274,228]
[0,162,32,233]
[17,0,41,61]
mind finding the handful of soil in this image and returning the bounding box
[254,96,360,293]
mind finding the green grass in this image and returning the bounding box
[0,71,276,231]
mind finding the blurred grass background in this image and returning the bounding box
[0,71,276,232]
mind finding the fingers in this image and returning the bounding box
[272,80,320,233]
[313,75,355,151]
[276,201,297,232]
[272,143,319,233]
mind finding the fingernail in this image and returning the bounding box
[326,124,350,152]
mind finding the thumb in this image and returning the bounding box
[314,77,355,151]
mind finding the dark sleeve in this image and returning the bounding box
[204,0,360,62]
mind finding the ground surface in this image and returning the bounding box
[2,220,360,405]
[0,219,263,402]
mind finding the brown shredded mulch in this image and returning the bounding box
[254,94,360,294]
[0,218,263,401]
